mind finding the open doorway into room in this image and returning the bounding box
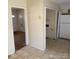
[46,8,57,49]
[12,8,26,51]
[46,8,70,58]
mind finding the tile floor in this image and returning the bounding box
[9,39,70,59]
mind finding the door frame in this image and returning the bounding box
[11,7,29,52]
[45,7,58,38]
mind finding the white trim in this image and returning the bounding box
[46,7,58,11]
[24,8,29,45]
[8,7,16,55]
[55,10,58,39]
[57,12,61,38]
[43,7,46,50]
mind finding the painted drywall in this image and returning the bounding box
[8,0,29,55]
[46,9,56,39]
[45,0,59,10]
[59,3,70,10]
[27,0,46,50]
[59,2,70,13]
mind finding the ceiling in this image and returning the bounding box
[49,0,70,4]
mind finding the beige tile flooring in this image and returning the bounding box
[9,39,70,59]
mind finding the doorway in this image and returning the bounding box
[45,8,70,59]
[46,8,57,49]
[12,8,26,51]
[46,9,57,40]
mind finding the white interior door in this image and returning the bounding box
[46,9,56,39]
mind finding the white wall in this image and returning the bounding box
[59,3,70,13]
[60,3,70,10]
[8,0,29,55]
[45,0,59,10]
[27,0,46,50]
